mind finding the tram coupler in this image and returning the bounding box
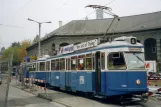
[133,93,148,103]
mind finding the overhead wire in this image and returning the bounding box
[0,24,24,28]
[53,0,117,36]
[16,0,33,12]
[54,0,69,13]
[0,0,33,28]
[108,13,161,39]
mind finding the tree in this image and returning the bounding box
[1,47,5,52]
[19,40,31,62]
[32,35,39,44]
[1,40,31,66]
[11,42,20,47]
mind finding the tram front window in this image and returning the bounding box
[125,52,145,70]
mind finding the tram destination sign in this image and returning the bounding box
[129,47,142,52]
[59,44,74,55]
[74,39,99,51]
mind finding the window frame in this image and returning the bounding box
[101,52,105,70]
[39,61,45,71]
[152,44,157,53]
[71,56,78,71]
[92,53,95,70]
[66,57,71,71]
[85,53,92,71]
[36,62,39,71]
[51,59,56,71]
[78,55,86,70]
[55,59,60,71]
[60,58,65,71]
[45,60,50,71]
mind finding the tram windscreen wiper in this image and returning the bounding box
[133,53,144,63]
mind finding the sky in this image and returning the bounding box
[0,0,161,49]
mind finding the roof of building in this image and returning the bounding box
[28,11,161,50]
[42,11,161,40]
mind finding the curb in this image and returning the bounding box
[53,100,71,107]
[37,94,71,107]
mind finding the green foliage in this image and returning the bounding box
[11,42,20,47]
[1,40,31,66]
[32,35,39,44]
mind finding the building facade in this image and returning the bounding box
[26,11,161,71]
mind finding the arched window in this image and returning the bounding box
[144,38,157,60]
[59,43,69,47]
[52,43,55,51]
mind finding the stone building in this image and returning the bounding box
[26,11,161,67]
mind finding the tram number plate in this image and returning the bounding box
[80,76,84,84]
[56,76,59,79]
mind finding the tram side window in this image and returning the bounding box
[60,58,65,71]
[92,54,95,70]
[40,62,45,71]
[46,61,50,71]
[86,54,92,70]
[29,64,33,71]
[78,55,85,70]
[71,56,77,70]
[108,52,126,70]
[101,52,105,70]
[36,63,39,71]
[67,58,71,70]
[33,63,36,71]
[51,60,55,71]
[55,59,60,70]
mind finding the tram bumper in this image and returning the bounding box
[108,87,148,92]
[107,87,148,96]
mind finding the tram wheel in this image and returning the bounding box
[120,96,125,105]
[86,92,94,99]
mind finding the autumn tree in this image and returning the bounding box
[19,40,32,62]
[1,40,31,66]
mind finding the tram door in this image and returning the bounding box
[95,51,101,93]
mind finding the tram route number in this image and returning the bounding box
[80,76,84,84]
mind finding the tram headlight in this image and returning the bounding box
[136,79,141,85]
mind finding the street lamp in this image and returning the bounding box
[27,18,51,58]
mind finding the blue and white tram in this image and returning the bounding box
[29,57,48,85]
[29,36,148,100]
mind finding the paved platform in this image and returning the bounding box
[10,79,116,107]
[10,79,161,107]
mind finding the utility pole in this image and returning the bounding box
[0,62,1,74]
[38,23,41,58]
[27,18,51,58]
[4,53,13,107]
